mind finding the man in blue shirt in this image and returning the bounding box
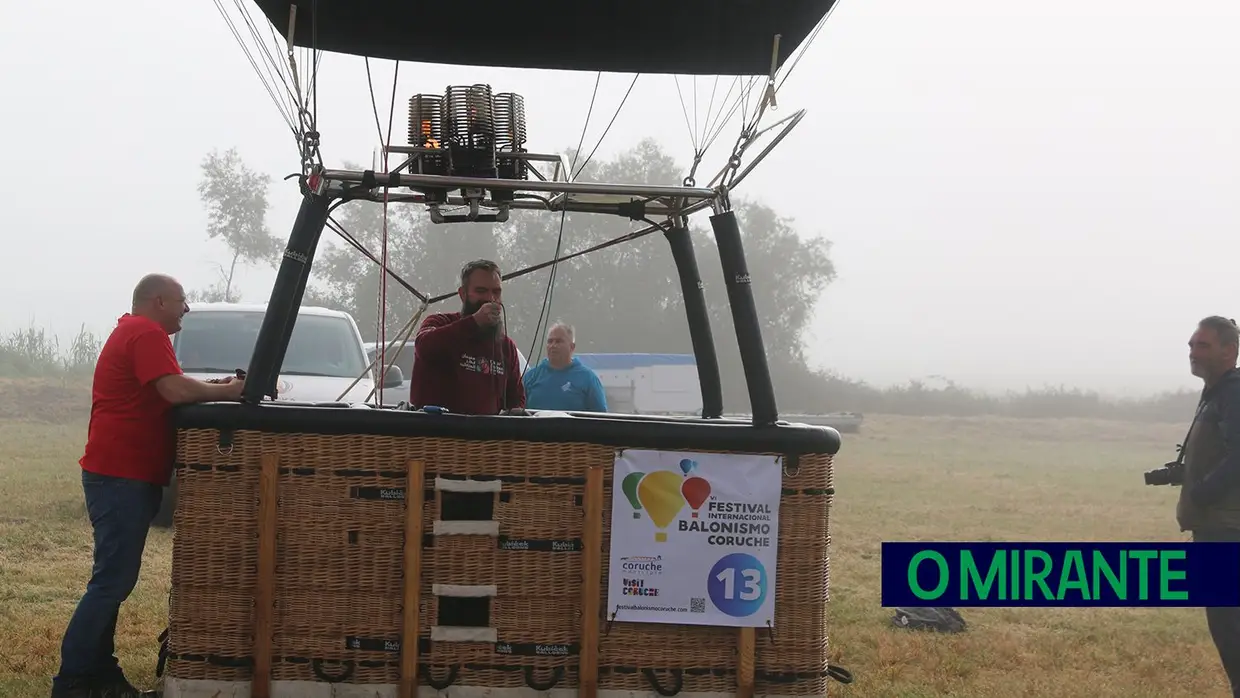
[523,322,608,412]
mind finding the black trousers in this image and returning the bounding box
[1194,528,1240,697]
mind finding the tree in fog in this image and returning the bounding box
[308,162,501,334]
[494,140,837,381]
[191,147,283,302]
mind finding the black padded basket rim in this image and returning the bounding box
[172,402,841,456]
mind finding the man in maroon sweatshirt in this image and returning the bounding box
[409,259,527,414]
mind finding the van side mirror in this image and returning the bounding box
[382,364,404,388]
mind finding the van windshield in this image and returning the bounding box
[174,311,368,379]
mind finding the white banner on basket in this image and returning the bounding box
[605,449,781,628]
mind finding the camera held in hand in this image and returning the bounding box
[1144,461,1185,487]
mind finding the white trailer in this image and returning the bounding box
[574,353,701,415]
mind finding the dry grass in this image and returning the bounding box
[0,377,92,424]
[0,418,174,698]
[827,415,1223,698]
[0,401,1227,697]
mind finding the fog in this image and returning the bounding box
[2,0,1236,399]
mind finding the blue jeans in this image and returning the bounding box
[53,470,163,689]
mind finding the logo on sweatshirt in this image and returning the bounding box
[460,354,506,376]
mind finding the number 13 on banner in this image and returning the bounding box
[717,567,761,600]
[708,553,770,618]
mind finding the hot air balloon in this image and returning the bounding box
[622,471,645,519]
[681,476,711,518]
[169,3,849,696]
[636,470,686,542]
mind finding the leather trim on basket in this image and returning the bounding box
[436,477,503,492]
[433,584,498,597]
[431,626,499,643]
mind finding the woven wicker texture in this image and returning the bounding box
[165,428,834,695]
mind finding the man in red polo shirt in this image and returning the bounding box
[52,273,246,698]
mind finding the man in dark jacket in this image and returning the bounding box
[1176,315,1240,697]
[408,259,526,414]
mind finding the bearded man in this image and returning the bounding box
[407,259,526,414]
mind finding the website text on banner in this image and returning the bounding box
[881,541,1240,607]
[605,449,782,628]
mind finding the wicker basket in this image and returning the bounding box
[160,426,835,698]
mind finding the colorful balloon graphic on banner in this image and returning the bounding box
[636,470,686,542]
[621,471,645,519]
[620,461,717,541]
[681,476,711,518]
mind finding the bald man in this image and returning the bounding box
[52,274,246,698]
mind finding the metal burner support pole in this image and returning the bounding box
[320,168,719,200]
[708,210,778,426]
[242,190,333,404]
[663,222,724,419]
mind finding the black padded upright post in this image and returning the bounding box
[267,240,318,396]
[663,223,724,419]
[242,191,333,404]
[708,210,778,426]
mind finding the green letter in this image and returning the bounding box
[908,551,949,600]
[1010,549,1020,599]
[1023,550,1054,600]
[1129,550,1158,600]
[961,550,1006,601]
[1159,550,1188,601]
[1057,550,1090,601]
[1092,550,1127,600]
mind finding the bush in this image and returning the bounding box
[0,324,101,379]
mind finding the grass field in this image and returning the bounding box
[0,383,1229,697]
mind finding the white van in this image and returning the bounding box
[155,302,400,527]
[173,302,398,403]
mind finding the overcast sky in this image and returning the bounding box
[2,0,1236,397]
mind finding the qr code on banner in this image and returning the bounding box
[690,597,706,613]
